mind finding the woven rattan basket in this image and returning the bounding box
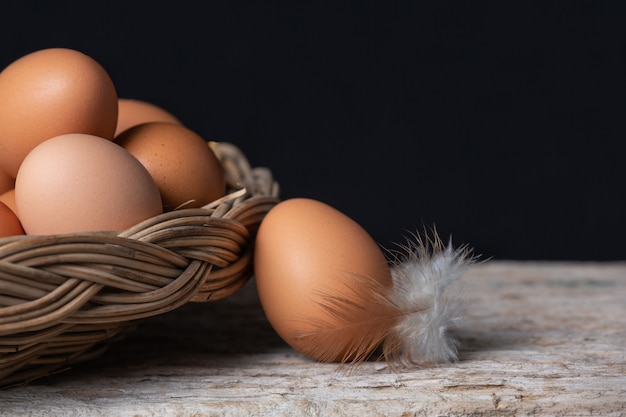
[0,141,280,388]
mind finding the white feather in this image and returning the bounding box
[387,237,473,366]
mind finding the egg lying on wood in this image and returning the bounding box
[253,198,474,366]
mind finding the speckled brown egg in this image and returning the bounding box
[0,48,118,178]
[115,122,225,211]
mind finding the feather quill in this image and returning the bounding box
[292,271,402,364]
[291,229,475,368]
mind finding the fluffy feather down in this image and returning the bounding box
[385,233,474,366]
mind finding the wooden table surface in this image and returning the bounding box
[1,261,625,416]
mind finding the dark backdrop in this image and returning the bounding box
[2,2,625,261]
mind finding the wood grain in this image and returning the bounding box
[1,261,624,416]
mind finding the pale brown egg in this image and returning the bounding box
[253,198,393,362]
[0,201,24,237]
[114,98,182,137]
[0,48,118,178]
[115,122,225,211]
[15,133,162,235]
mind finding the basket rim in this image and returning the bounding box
[0,140,281,388]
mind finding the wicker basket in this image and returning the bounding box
[0,141,280,388]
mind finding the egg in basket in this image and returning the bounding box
[0,47,280,388]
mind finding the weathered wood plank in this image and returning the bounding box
[1,261,625,416]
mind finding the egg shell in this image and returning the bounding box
[253,198,392,362]
[0,48,118,178]
[0,167,14,194]
[115,98,182,137]
[15,133,162,235]
[0,188,16,214]
[0,201,24,237]
[115,122,225,211]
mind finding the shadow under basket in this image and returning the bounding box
[0,141,280,388]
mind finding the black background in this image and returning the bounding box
[2,2,625,261]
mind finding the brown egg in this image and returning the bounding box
[0,48,118,178]
[253,198,393,362]
[0,201,24,237]
[115,98,182,137]
[0,188,16,214]
[115,122,225,211]
[0,167,14,194]
[15,133,162,235]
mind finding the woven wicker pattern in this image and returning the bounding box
[0,141,280,388]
